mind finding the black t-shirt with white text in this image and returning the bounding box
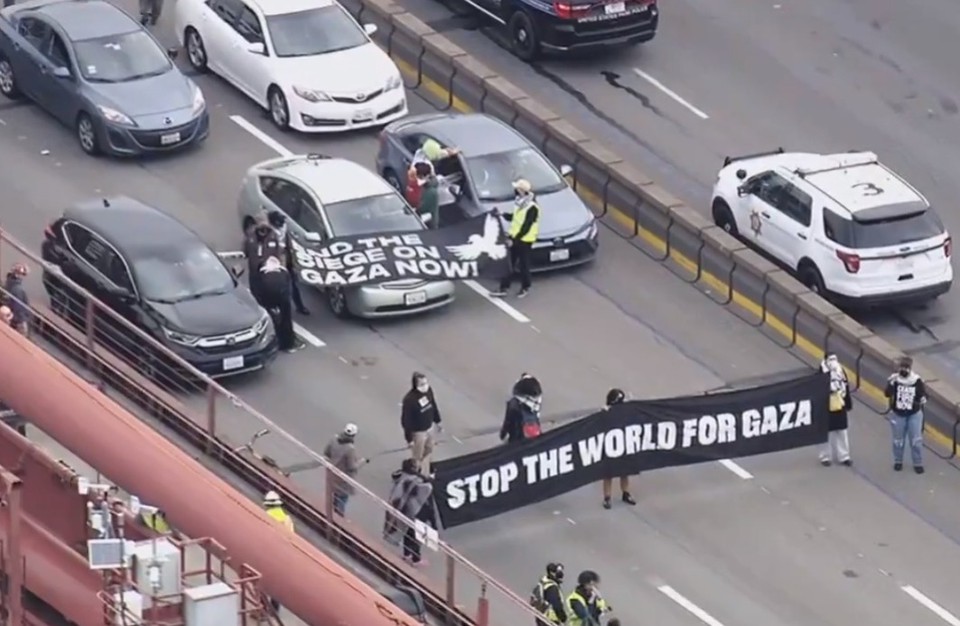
[885,374,926,417]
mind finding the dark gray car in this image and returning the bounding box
[376,112,599,270]
[0,0,209,157]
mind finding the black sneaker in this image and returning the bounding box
[914,465,925,475]
[517,288,530,299]
[622,492,636,506]
[894,462,903,472]
[820,459,832,467]
[296,307,311,316]
[488,289,508,298]
[841,459,852,467]
[602,497,612,510]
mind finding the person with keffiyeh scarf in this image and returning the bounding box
[820,354,852,466]
[500,373,543,443]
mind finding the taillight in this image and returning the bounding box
[945,236,952,258]
[554,1,589,19]
[836,250,861,274]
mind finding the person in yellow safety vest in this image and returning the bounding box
[489,179,540,300]
[263,491,294,534]
[566,571,609,626]
[530,562,567,626]
[140,508,171,534]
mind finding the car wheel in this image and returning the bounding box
[798,262,827,296]
[383,168,403,191]
[268,86,290,131]
[185,28,208,73]
[327,288,350,319]
[712,200,738,236]
[0,54,21,99]
[76,113,100,156]
[508,11,540,61]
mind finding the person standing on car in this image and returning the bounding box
[885,356,927,474]
[819,354,852,467]
[500,373,543,444]
[401,372,442,475]
[489,179,540,299]
[600,388,637,509]
[322,423,367,516]
[267,211,310,315]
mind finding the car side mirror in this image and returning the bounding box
[560,164,574,177]
[167,47,179,60]
[51,66,70,79]
[736,185,749,197]
[363,23,378,36]
[303,231,322,243]
[247,42,266,55]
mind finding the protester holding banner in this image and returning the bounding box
[402,373,442,475]
[500,374,543,444]
[885,356,927,474]
[819,354,852,467]
[384,459,436,566]
[600,389,637,509]
[489,179,541,299]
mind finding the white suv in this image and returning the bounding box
[711,150,953,307]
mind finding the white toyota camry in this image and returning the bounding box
[174,0,408,132]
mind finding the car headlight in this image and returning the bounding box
[587,220,599,239]
[191,85,205,115]
[292,86,332,103]
[385,74,402,91]
[162,326,200,346]
[254,311,273,335]
[97,105,135,126]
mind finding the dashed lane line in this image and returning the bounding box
[901,585,960,625]
[657,585,725,626]
[631,68,710,120]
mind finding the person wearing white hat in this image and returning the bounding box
[489,179,540,298]
[263,490,294,533]
[323,423,368,515]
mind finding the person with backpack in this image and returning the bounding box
[530,562,567,626]
[500,373,543,444]
[600,389,636,509]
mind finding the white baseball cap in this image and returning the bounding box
[344,423,358,436]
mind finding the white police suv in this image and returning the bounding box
[711,150,952,308]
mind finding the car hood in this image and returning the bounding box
[89,69,195,117]
[148,290,261,336]
[277,44,396,95]
[482,187,594,239]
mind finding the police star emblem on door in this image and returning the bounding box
[749,210,762,236]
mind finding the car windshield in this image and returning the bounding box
[265,6,368,58]
[465,148,566,201]
[132,244,235,302]
[325,193,423,236]
[73,30,171,83]
[852,210,945,248]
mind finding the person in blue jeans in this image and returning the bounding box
[884,356,927,474]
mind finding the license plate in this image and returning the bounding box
[160,132,181,146]
[404,291,427,306]
[352,109,374,122]
[550,248,570,262]
[605,2,625,14]
[222,356,245,371]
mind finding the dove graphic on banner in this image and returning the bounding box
[445,214,508,261]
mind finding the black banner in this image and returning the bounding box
[432,373,830,528]
[290,214,510,287]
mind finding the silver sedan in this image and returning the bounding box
[237,154,455,319]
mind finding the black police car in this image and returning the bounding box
[41,196,278,379]
[462,0,658,60]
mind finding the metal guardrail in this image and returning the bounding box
[0,231,542,626]
[335,0,960,458]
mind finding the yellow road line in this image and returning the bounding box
[392,58,958,456]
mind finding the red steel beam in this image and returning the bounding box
[0,323,417,626]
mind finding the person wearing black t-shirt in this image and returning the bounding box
[884,356,927,474]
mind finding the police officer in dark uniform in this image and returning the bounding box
[266,211,310,315]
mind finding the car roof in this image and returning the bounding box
[395,113,528,157]
[254,156,395,205]
[64,197,203,257]
[248,0,337,17]
[24,0,139,41]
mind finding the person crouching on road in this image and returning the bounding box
[401,372,442,475]
[489,179,541,299]
[259,256,304,354]
[567,571,609,626]
[323,423,367,516]
[266,211,310,316]
[601,388,637,509]
[819,354,852,467]
[885,356,927,474]
[501,373,543,444]
[386,459,436,567]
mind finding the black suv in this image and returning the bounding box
[41,196,278,379]
[464,0,658,60]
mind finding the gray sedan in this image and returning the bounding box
[0,0,208,156]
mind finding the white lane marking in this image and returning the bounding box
[464,280,530,323]
[901,585,960,625]
[718,459,753,480]
[230,114,294,157]
[632,69,710,120]
[657,585,725,626]
[294,322,326,347]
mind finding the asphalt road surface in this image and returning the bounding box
[382,0,960,383]
[4,2,960,625]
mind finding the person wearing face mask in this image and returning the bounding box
[819,354,852,467]
[566,571,609,626]
[885,356,927,474]
[501,373,543,444]
[489,179,540,299]
[600,388,637,509]
[266,211,310,316]
[401,372,442,475]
